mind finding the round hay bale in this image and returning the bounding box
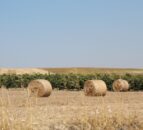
[84,80,107,96]
[112,79,129,92]
[27,79,52,97]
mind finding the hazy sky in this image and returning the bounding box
[0,0,143,68]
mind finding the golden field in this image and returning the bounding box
[0,88,143,130]
[43,68,143,74]
[0,68,143,75]
[0,68,143,130]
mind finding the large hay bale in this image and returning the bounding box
[84,80,107,96]
[27,79,52,97]
[112,79,129,92]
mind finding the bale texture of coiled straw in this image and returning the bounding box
[84,80,107,96]
[27,79,52,97]
[112,79,129,92]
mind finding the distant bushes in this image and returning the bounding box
[0,73,143,91]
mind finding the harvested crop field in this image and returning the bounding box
[0,89,143,130]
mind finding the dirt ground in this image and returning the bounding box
[0,89,143,130]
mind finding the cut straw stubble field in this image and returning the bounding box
[0,88,143,130]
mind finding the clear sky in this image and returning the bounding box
[0,0,143,68]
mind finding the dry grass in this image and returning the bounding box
[43,67,143,74]
[0,68,50,75]
[0,88,143,130]
[0,67,143,75]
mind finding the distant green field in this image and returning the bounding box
[42,68,143,74]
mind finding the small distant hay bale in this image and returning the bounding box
[27,79,52,97]
[112,79,129,92]
[84,80,107,96]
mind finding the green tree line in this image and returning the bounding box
[0,73,143,91]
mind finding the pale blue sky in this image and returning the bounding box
[0,0,143,68]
